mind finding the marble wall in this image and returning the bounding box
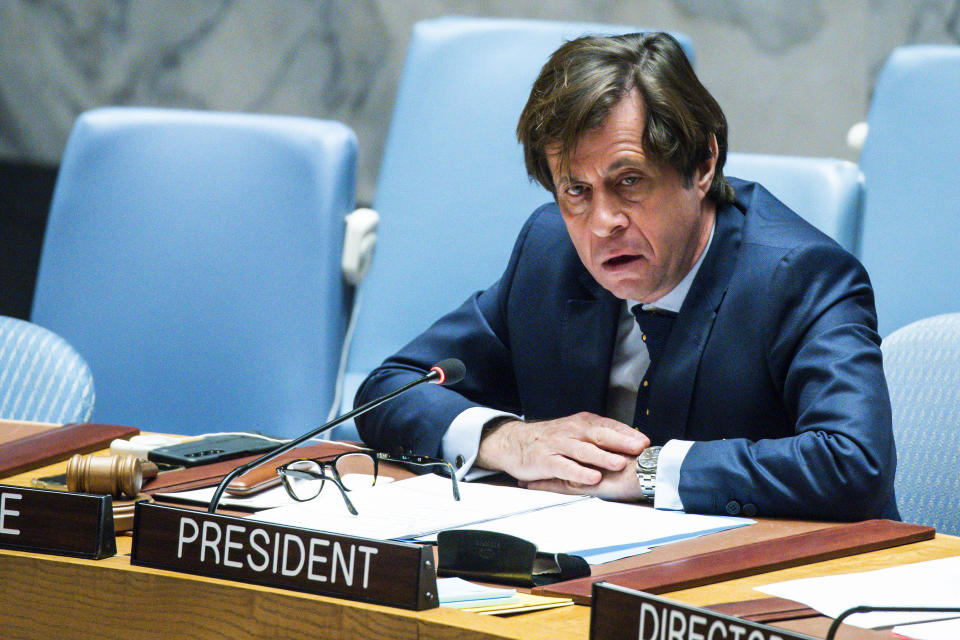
[2,0,959,203]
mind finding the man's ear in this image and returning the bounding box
[696,134,719,197]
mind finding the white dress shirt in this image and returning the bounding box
[442,222,715,510]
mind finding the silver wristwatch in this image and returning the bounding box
[636,446,661,501]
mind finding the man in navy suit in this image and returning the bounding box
[356,32,897,521]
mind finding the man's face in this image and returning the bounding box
[548,90,716,303]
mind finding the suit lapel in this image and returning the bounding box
[559,271,621,417]
[650,203,744,441]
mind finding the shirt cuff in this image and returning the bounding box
[653,439,694,510]
[441,406,520,480]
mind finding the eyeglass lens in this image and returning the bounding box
[283,453,379,501]
[283,460,325,501]
[332,452,379,490]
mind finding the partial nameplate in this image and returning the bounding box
[130,502,439,610]
[590,582,817,640]
[0,483,116,559]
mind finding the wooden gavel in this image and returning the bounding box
[66,453,159,498]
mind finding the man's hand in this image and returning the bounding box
[476,412,649,498]
[521,459,646,501]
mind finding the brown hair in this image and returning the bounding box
[517,31,734,205]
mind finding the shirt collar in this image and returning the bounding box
[629,217,716,315]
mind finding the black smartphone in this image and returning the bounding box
[147,434,278,466]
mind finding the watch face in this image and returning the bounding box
[637,446,661,471]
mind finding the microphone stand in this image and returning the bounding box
[207,370,441,513]
[825,605,960,640]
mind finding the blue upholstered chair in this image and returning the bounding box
[881,312,960,535]
[335,18,693,437]
[858,45,960,336]
[0,316,94,423]
[32,108,358,437]
[724,153,863,253]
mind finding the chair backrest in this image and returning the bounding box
[32,107,357,437]
[0,315,94,423]
[858,45,960,337]
[344,17,694,402]
[724,153,863,253]
[881,312,960,535]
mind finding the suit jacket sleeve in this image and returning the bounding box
[353,209,539,457]
[677,241,897,521]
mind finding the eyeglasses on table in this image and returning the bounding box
[275,449,460,515]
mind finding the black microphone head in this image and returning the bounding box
[430,358,466,386]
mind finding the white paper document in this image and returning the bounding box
[155,484,298,511]
[756,555,960,629]
[250,474,753,562]
[420,496,752,563]
[577,545,652,564]
[436,577,515,604]
[154,475,393,511]
[250,474,587,541]
[893,616,960,640]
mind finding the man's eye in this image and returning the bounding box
[621,175,641,187]
[566,184,587,197]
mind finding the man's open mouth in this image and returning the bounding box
[603,254,641,269]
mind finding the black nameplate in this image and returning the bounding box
[130,502,438,610]
[0,483,116,559]
[590,583,817,640]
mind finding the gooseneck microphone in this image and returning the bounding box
[207,358,465,513]
[825,605,960,640]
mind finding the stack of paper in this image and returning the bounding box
[438,577,572,615]
[155,484,296,511]
[155,475,393,511]
[424,496,752,564]
[251,473,587,540]
[756,555,960,637]
[249,474,753,563]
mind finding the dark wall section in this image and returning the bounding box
[0,160,56,320]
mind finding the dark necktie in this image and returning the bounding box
[631,306,677,438]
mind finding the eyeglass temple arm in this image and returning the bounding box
[389,458,460,501]
[278,465,360,516]
[440,462,461,500]
[326,475,360,516]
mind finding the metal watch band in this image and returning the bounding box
[636,445,661,502]
[638,470,656,501]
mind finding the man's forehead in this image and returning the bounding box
[545,89,647,180]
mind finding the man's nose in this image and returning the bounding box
[589,191,628,237]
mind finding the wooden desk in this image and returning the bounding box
[2,457,958,640]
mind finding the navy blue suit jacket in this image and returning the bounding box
[356,180,899,521]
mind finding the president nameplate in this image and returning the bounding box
[590,583,817,640]
[130,502,439,610]
[0,484,116,559]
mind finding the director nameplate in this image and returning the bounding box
[590,583,817,640]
